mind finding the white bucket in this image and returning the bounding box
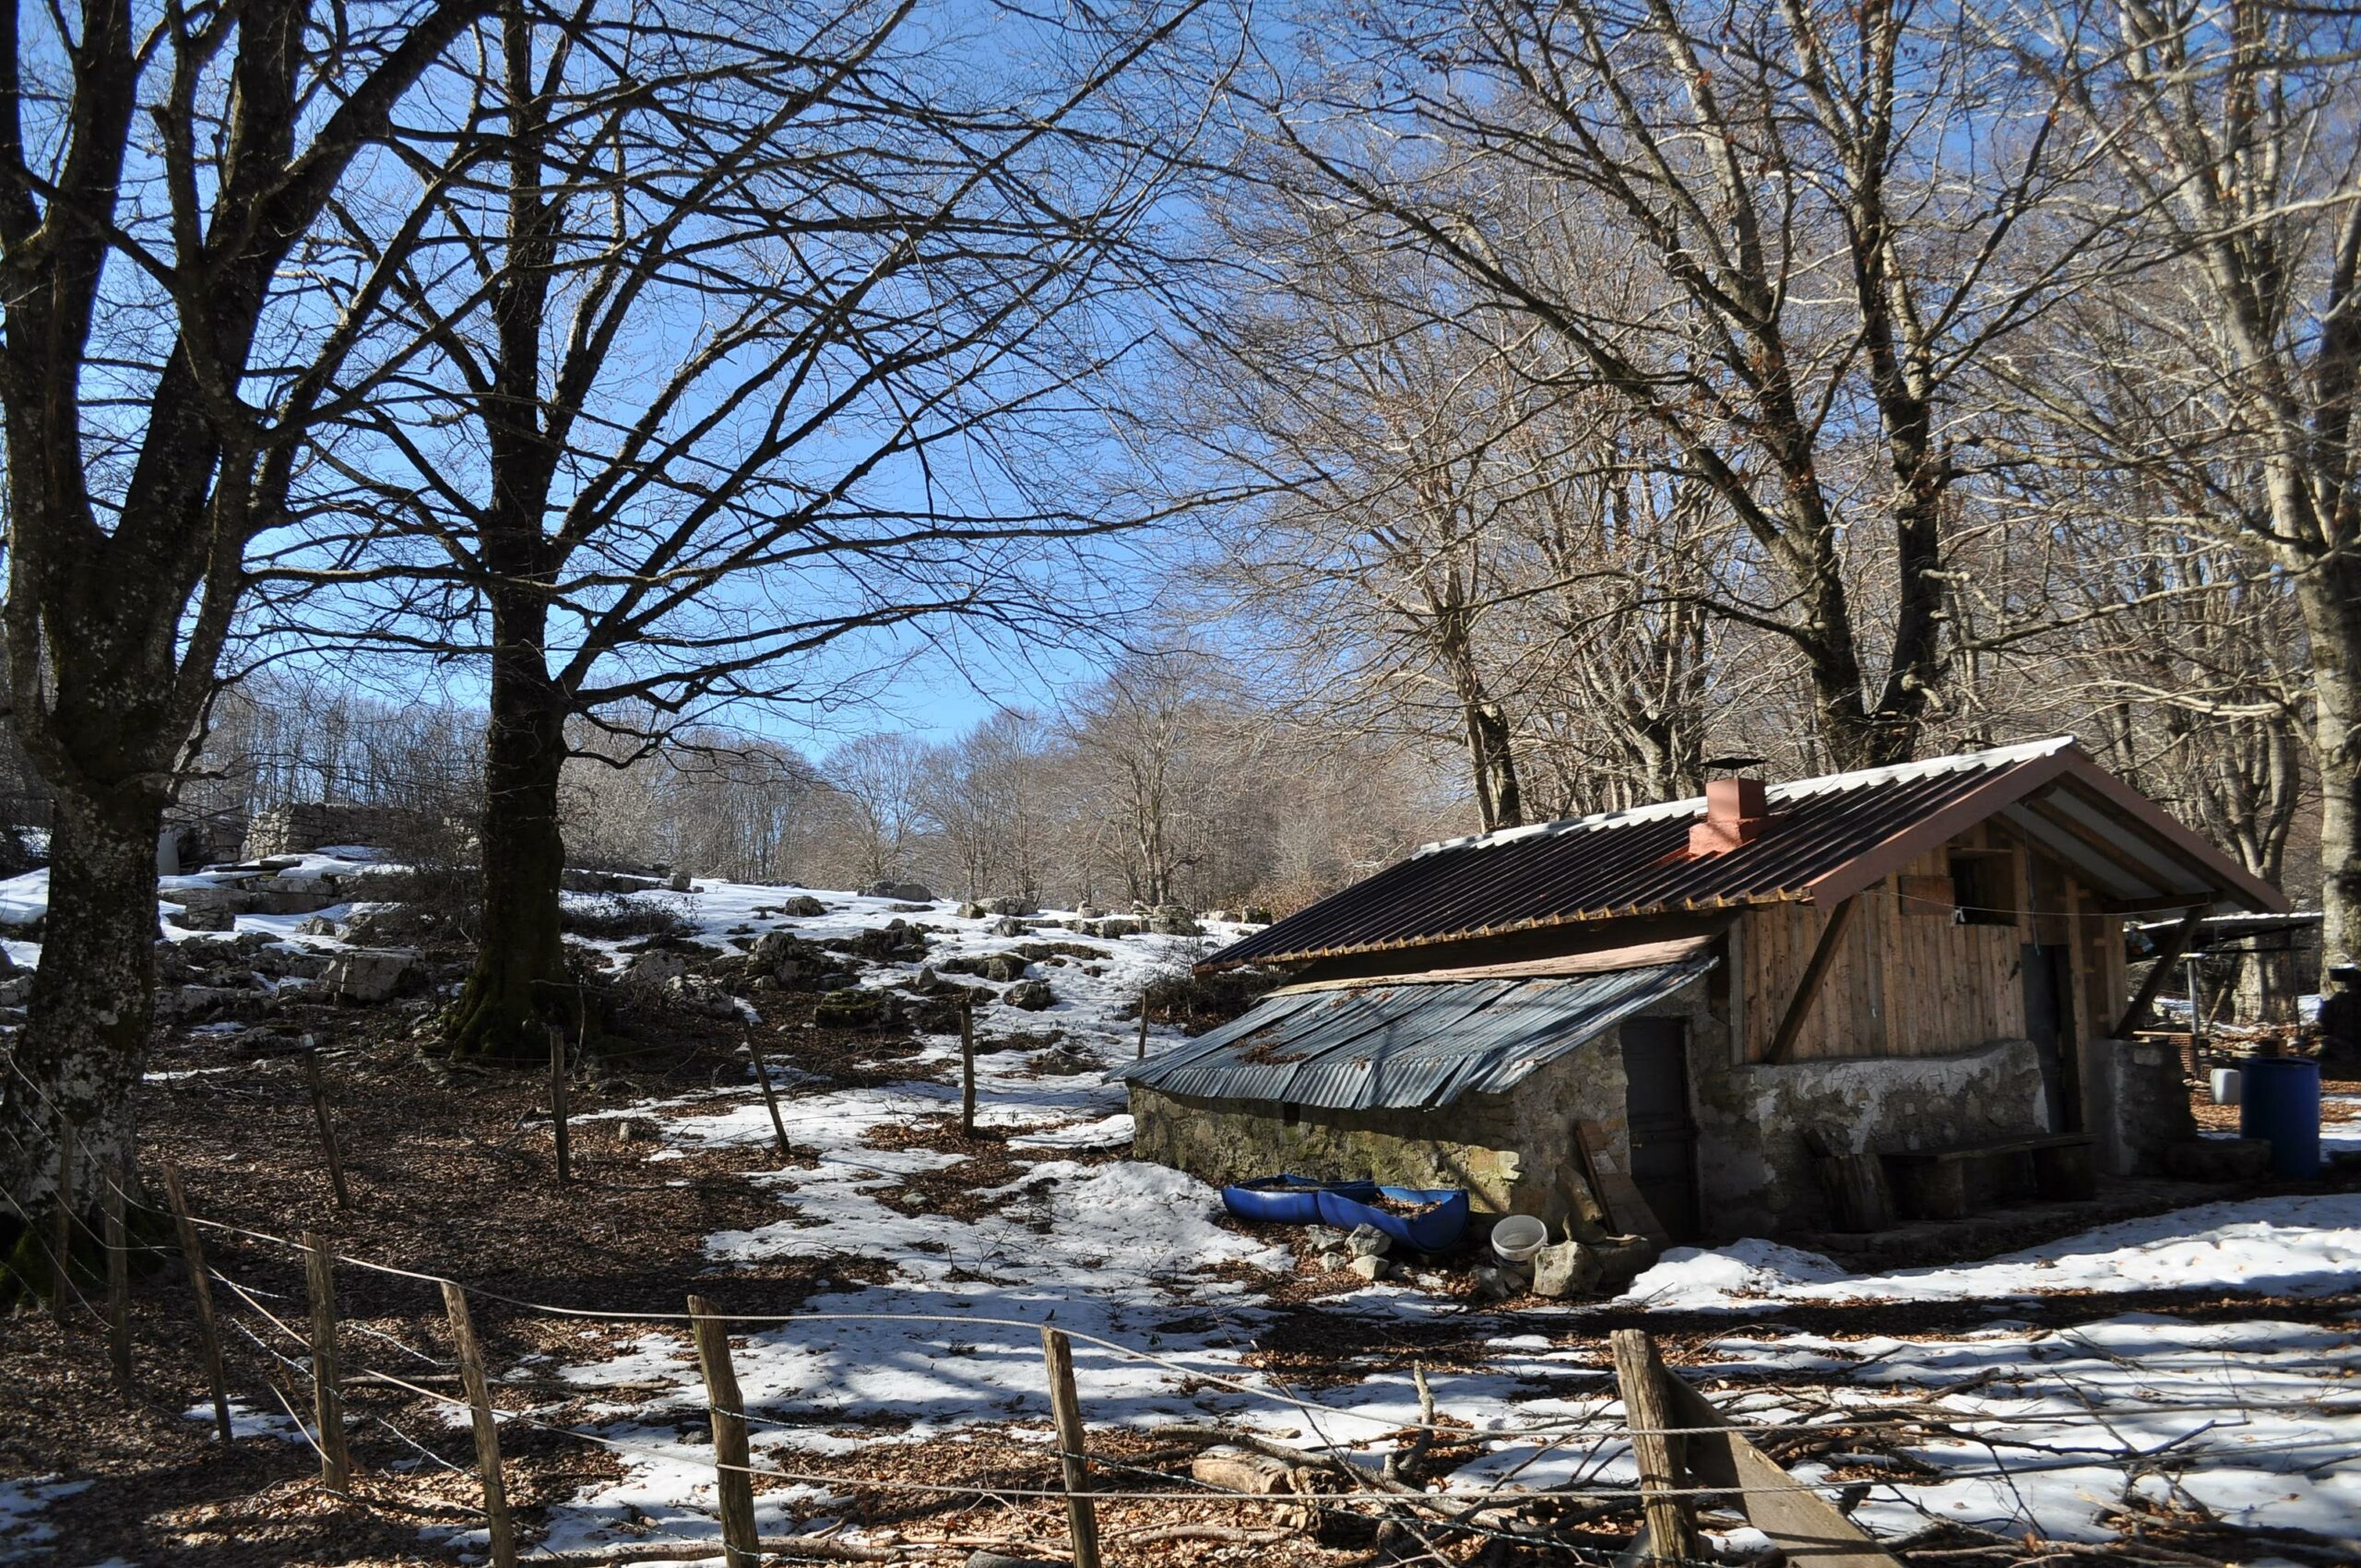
[1491,1214,1548,1265]
[2211,1067,2242,1106]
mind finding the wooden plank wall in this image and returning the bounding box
[1738,824,2120,1062]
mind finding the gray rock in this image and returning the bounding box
[1092,917,1145,938]
[1530,1240,1602,1299]
[1316,1251,1347,1272]
[991,916,1028,937]
[663,975,741,1019]
[665,871,694,892]
[625,949,694,985]
[780,895,827,917]
[322,947,417,1003]
[1074,904,1107,920]
[1346,1223,1392,1258]
[168,905,235,932]
[1470,1264,1517,1301]
[1587,1233,1655,1291]
[1347,1254,1389,1282]
[982,895,1037,916]
[862,880,933,902]
[296,915,339,936]
[2165,1136,2274,1182]
[0,974,30,1007]
[1145,903,1201,936]
[1003,978,1055,1012]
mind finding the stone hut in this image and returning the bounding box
[1115,738,2286,1241]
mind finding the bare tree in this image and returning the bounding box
[1995,0,2361,964]
[825,732,931,887]
[1249,0,2121,771]
[314,0,1204,1055]
[0,0,492,1274]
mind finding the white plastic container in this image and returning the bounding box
[1490,1214,1548,1265]
[2211,1067,2242,1106]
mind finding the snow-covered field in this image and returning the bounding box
[6,861,2358,1556]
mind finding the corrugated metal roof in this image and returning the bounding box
[1111,958,1714,1111]
[1202,738,2285,973]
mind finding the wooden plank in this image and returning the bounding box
[1655,1363,1903,1568]
[1575,1122,1669,1246]
[1766,896,1860,1064]
[1610,1330,1695,1565]
[746,1036,793,1160]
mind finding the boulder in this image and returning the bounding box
[168,905,235,932]
[625,948,694,985]
[1092,917,1145,938]
[322,948,418,1003]
[296,915,340,936]
[1470,1264,1519,1301]
[1240,906,1275,924]
[2165,1136,2274,1183]
[1345,1223,1392,1258]
[990,916,1028,938]
[1587,1233,1655,1291]
[665,871,694,893]
[814,987,903,1030]
[862,880,933,902]
[1003,979,1055,1012]
[663,975,742,1019]
[780,895,827,917]
[0,974,30,1007]
[1347,1254,1389,1282]
[1316,1250,1347,1271]
[1074,904,1108,920]
[1530,1240,1602,1300]
[981,896,1037,916]
[1144,904,1201,936]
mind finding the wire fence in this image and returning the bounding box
[6,1046,2357,1568]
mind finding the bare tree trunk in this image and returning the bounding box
[2306,564,2361,968]
[0,789,160,1284]
[445,599,575,1060]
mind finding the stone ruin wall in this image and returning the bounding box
[240,802,423,861]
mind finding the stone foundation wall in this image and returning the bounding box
[2084,1037,2193,1176]
[242,802,423,861]
[1691,1038,2050,1235]
[1128,1033,1626,1229]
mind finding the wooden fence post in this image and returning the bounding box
[303,1230,352,1491]
[958,1002,978,1139]
[548,1025,572,1184]
[686,1294,760,1568]
[1039,1326,1102,1568]
[52,1123,74,1324]
[162,1165,233,1444]
[302,1046,350,1209]
[746,1036,792,1159]
[442,1282,519,1568]
[1610,1328,1695,1566]
[1136,996,1148,1061]
[102,1163,132,1393]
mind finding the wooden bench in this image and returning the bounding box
[1879,1134,2095,1221]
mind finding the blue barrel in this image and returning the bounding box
[2237,1056,2321,1180]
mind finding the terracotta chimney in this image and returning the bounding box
[1689,776,1769,856]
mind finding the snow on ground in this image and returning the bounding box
[0,1476,90,1563]
[499,879,2361,1556]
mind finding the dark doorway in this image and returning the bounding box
[2022,944,2074,1131]
[1619,1016,1701,1241]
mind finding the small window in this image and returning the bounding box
[1949,851,2019,927]
[1282,1103,1301,1128]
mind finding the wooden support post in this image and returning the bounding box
[302,1047,350,1209]
[686,1294,760,1568]
[52,1123,74,1324]
[958,1001,978,1139]
[1039,1326,1102,1568]
[103,1163,132,1393]
[1765,895,1859,1064]
[2117,905,2207,1041]
[548,1025,572,1184]
[1610,1328,1695,1566]
[162,1165,233,1445]
[1654,1360,1903,1568]
[746,1036,792,1160]
[1136,995,1148,1061]
[442,1282,519,1568]
[303,1230,352,1491]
